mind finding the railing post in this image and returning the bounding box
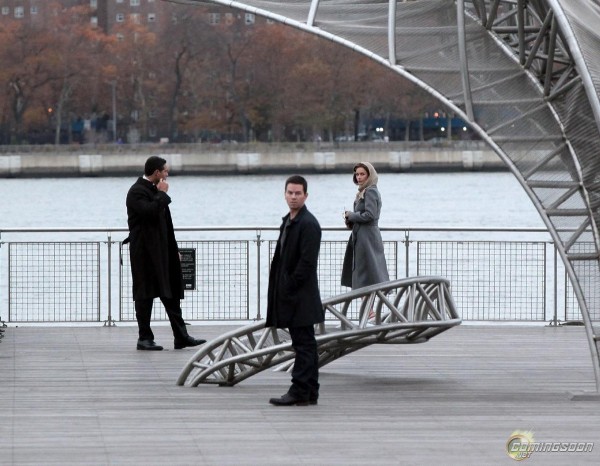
[256,229,262,320]
[404,229,410,277]
[103,232,116,327]
[550,242,559,326]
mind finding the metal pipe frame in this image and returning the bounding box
[177,277,461,386]
[167,0,600,393]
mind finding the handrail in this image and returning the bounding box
[0,225,572,325]
[0,225,551,234]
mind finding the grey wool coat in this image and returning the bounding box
[126,177,183,301]
[341,185,390,289]
[266,205,324,329]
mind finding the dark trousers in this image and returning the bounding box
[288,325,319,401]
[134,297,189,342]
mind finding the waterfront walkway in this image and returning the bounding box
[1,324,599,465]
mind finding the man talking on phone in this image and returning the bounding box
[125,156,205,351]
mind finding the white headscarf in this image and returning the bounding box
[353,161,379,200]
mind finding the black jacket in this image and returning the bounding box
[126,177,183,300]
[266,205,324,328]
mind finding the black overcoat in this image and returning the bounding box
[266,205,324,329]
[126,177,183,301]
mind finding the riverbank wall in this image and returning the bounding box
[0,142,505,177]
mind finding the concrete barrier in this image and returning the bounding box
[0,148,506,177]
[79,155,103,174]
[0,155,21,175]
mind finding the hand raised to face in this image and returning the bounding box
[157,179,169,192]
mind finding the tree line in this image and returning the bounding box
[0,3,443,145]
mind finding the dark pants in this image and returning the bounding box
[288,325,319,401]
[134,297,189,342]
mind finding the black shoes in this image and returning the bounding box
[136,339,163,351]
[174,335,206,350]
[269,393,318,406]
[137,336,206,350]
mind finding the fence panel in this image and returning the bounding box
[120,240,249,321]
[416,241,546,320]
[0,227,580,324]
[8,242,100,322]
[565,242,600,322]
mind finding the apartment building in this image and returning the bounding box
[99,1,264,34]
[0,1,171,32]
[0,1,263,34]
[97,0,173,34]
[0,0,83,23]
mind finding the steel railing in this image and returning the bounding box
[0,226,582,325]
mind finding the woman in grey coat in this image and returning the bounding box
[341,161,390,289]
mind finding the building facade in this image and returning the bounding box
[0,0,83,23]
[0,1,262,31]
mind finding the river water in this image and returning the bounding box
[3,172,544,229]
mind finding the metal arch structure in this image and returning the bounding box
[177,277,461,386]
[170,0,600,392]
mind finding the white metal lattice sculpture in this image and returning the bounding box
[177,277,460,386]
[171,0,600,394]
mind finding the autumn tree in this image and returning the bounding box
[361,61,437,141]
[0,3,111,144]
[0,2,449,145]
[172,21,232,142]
[312,44,373,141]
[45,5,110,144]
[153,4,217,141]
[174,11,276,142]
[107,19,169,142]
[207,13,262,141]
[0,20,19,143]
[1,14,59,143]
[244,25,318,142]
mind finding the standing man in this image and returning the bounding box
[126,156,206,351]
[267,175,324,406]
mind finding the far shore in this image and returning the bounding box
[0,140,511,177]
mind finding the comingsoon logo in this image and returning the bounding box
[506,430,593,461]
[506,431,536,461]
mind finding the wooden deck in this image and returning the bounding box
[1,324,599,465]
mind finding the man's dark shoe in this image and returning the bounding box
[269,393,311,406]
[136,339,163,351]
[174,335,206,350]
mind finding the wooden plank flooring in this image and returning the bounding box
[1,324,600,465]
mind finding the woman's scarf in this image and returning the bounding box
[354,161,379,200]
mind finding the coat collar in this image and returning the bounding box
[137,176,157,191]
[282,204,308,224]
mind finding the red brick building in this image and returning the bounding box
[0,1,261,33]
[0,0,84,23]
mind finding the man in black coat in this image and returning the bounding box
[267,175,324,406]
[126,156,205,351]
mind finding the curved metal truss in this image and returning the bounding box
[177,277,460,386]
[171,0,600,392]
